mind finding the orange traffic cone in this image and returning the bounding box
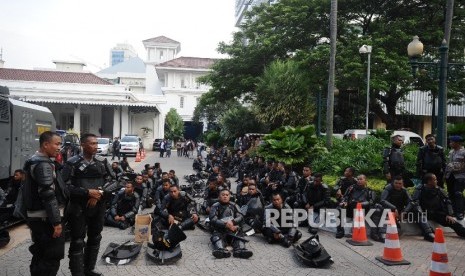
[141,149,146,159]
[346,202,373,246]
[135,151,141,162]
[429,228,451,276]
[375,211,410,266]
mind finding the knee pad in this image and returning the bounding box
[210,235,222,244]
[70,238,85,253]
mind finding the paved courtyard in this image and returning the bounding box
[1,150,464,276]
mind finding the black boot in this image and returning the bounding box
[180,219,195,231]
[211,236,230,259]
[84,246,103,276]
[370,228,383,243]
[232,239,253,259]
[335,226,344,239]
[424,232,435,242]
[308,226,318,235]
[69,252,85,276]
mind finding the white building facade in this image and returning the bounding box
[0,62,166,148]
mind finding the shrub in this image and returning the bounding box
[312,136,420,179]
[258,125,317,166]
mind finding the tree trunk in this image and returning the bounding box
[326,0,337,148]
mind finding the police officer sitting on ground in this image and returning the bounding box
[105,181,140,229]
[152,179,172,224]
[209,189,253,259]
[412,173,465,238]
[62,133,115,276]
[241,183,265,233]
[111,162,124,180]
[380,175,435,242]
[159,185,198,230]
[304,173,332,235]
[24,131,68,276]
[203,177,221,215]
[133,174,149,209]
[334,167,357,202]
[335,174,382,242]
[119,156,132,172]
[262,193,302,247]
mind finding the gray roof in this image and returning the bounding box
[142,36,180,45]
[98,57,146,74]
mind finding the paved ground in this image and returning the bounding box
[1,150,465,276]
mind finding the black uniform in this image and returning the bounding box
[383,145,412,186]
[209,201,253,258]
[160,192,197,230]
[412,184,465,237]
[336,184,381,240]
[62,154,114,276]
[262,203,302,247]
[334,176,357,202]
[24,152,68,276]
[416,145,446,187]
[380,184,434,240]
[242,192,265,232]
[105,190,140,229]
[304,182,331,232]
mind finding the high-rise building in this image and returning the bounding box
[235,0,276,27]
[110,43,137,66]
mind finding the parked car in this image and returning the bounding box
[391,130,424,146]
[97,137,113,156]
[343,129,424,146]
[120,135,141,156]
[152,138,163,151]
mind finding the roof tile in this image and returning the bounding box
[0,68,112,85]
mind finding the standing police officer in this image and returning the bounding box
[62,133,115,276]
[416,134,446,188]
[383,135,412,187]
[24,131,68,276]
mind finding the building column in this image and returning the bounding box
[73,104,81,135]
[157,112,165,138]
[113,106,121,138]
[121,106,129,136]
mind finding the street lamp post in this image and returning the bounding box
[408,36,449,147]
[359,45,372,135]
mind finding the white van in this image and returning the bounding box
[391,130,424,146]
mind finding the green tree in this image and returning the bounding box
[164,108,184,141]
[255,59,315,129]
[202,0,465,131]
[219,105,268,141]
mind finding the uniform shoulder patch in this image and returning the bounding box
[94,155,106,162]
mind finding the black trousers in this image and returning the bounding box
[446,176,465,217]
[429,213,465,237]
[68,203,105,254]
[28,219,65,276]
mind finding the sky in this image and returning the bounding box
[0,0,237,72]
